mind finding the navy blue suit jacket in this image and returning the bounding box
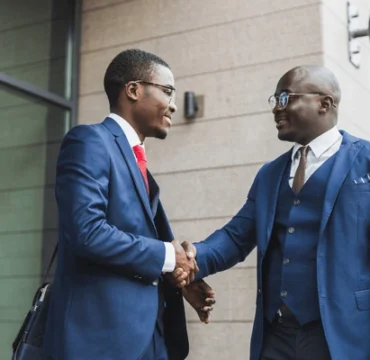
[195,131,370,360]
[43,118,188,360]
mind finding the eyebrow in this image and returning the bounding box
[275,88,292,95]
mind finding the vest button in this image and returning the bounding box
[288,227,295,234]
[281,291,288,298]
[283,258,290,265]
[294,199,300,205]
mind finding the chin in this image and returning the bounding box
[153,127,169,140]
[277,129,296,143]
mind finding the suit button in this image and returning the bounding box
[258,288,261,294]
[283,258,290,265]
[294,199,300,205]
[281,291,288,298]
[152,279,159,286]
[288,227,295,234]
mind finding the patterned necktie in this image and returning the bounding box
[292,146,309,193]
[132,145,149,194]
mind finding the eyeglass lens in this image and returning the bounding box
[279,92,289,108]
[269,92,289,109]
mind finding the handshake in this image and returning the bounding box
[165,240,216,324]
[168,239,199,288]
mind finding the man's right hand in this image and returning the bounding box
[170,240,198,287]
[181,240,199,280]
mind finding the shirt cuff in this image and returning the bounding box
[162,242,176,273]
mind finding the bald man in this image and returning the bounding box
[191,65,370,359]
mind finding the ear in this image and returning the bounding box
[319,96,334,114]
[125,82,140,101]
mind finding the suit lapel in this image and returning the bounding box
[147,171,160,217]
[103,118,156,230]
[265,151,292,245]
[319,131,362,235]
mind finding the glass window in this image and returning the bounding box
[0,0,74,98]
[0,85,68,357]
[0,0,79,356]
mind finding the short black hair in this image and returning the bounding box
[104,49,170,109]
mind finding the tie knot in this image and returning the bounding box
[298,146,309,158]
[132,145,147,162]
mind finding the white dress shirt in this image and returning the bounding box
[109,113,176,273]
[289,126,342,187]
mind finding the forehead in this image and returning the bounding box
[275,70,323,94]
[151,64,175,86]
[276,71,317,93]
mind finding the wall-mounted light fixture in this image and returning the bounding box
[347,1,370,68]
[184,91,199,120]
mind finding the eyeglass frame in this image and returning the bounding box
[268,92,337,110]
[129,80,176,104]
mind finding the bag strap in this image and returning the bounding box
[42,244,58,285]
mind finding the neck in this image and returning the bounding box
[111,108,145,143]
[299,124,336,145]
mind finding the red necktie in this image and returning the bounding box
[132,145,149,194]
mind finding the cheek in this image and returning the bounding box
[155,99,168,116]
[286,106,310,128]
[145,98,165,118]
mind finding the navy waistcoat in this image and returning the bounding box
[263,153,337,324]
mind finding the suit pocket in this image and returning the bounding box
[355,289,370,310]
[341,182,370,192]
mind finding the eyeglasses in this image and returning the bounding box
[132,80,176,104]
[268,92,337,110]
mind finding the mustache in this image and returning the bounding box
[275,115,288,123]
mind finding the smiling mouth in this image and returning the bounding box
[275,118,288,128]
[164,116,172,126]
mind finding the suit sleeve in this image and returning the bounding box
[194,170,260,279]
[56,125,165,282]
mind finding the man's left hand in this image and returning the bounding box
[183,279,216,324]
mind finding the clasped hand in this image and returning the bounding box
[168,240,198,288]
[165,240,216,324]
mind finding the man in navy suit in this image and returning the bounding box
[43,49,215,360]
[191,65,370,359]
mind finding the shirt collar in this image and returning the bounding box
[108,113,144,149]
[291,126,341,160]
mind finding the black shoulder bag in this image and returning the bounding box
[11,245,58,360]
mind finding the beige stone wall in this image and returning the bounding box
[79,0,369,358]
[321,0,370,138]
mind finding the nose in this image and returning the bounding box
[273,104,284,115]
[169,101,177,114]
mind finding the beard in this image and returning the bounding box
[152,125,169,140]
